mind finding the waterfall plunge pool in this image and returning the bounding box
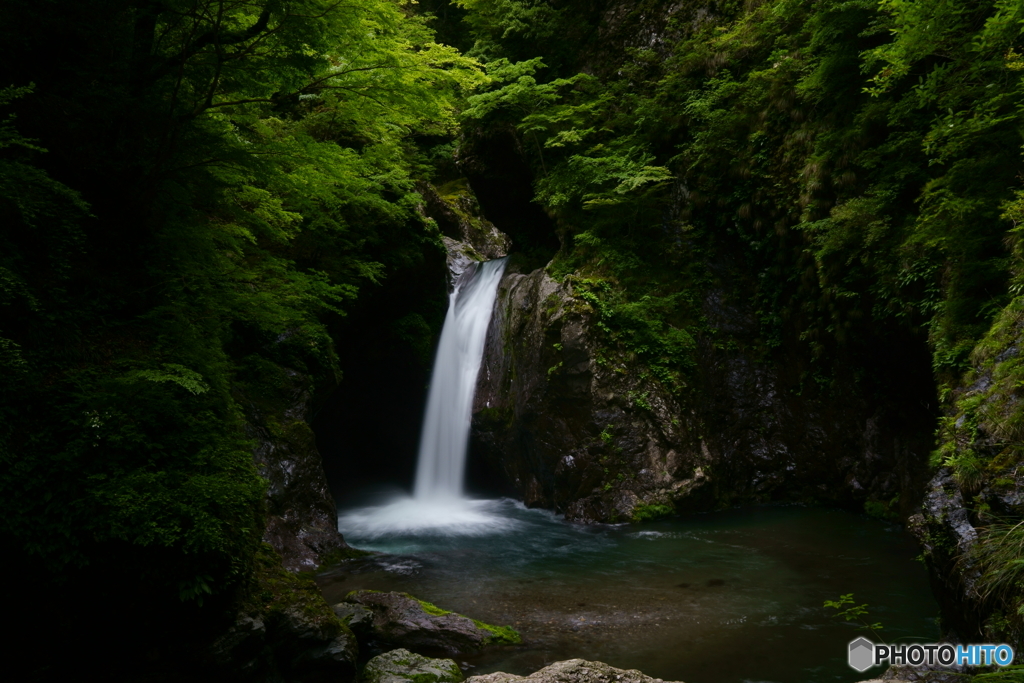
[321,257,936,682]
[320,496,937,683]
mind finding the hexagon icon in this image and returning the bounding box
[848,637,874,672]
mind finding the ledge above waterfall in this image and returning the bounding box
[418,179,511,286]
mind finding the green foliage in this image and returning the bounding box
[0,0,482,632]
[974,665,1024,681]
[970,522,1024,608]
[458,0,1024,391]
[824,593,884,640]
[863,495,901,522]
[121,363,211,396]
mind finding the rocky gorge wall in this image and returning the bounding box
[909,300,1024,646]
[470,260,937,523]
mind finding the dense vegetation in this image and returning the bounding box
[448,0,1024,648]
[0,0,478,671]
[5,0,1024,673]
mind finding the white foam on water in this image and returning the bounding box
[338,496,521,539]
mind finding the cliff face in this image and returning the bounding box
[472,268,704,521]
[249,367,350,572]
[910,300,1024,645]
[471,264,935,522]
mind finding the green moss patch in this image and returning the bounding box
[244,544,349,638]
[631,503,674,523]
[414,597,453,617]
[471,619,522,645]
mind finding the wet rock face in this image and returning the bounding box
[465,659,682,683]
[249,367,349,571]
[472,269,708,522]
[472,268,934,522]
[692,279,935,513]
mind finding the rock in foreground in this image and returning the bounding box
[362,648,465,683]
[466,659,682,683]
[345,590,520,655]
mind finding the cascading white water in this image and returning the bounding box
[414,257,508,500]
[337,257,513,537]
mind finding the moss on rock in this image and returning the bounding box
[344,590,521,652]
[471,620,522,645]
[630,503,674,523]
[361,648,464,683]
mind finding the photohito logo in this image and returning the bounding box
[847,638,1015,672]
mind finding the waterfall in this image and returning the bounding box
[414,257,507,500]
[337,257,512,537]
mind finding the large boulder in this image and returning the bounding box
[345,590,520,655]
[209,545,359,682]
[362,648,465,683]
[465,659,681,683]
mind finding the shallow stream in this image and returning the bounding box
[319,495,937,683]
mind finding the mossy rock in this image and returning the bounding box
[362,648,464,683]
[345,590,521,653]
[215,544,358,679]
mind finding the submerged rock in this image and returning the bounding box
[466,659,682,683]
[345,590,521,655]
[362,648,465,683]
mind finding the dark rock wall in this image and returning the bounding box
[473,268,706,522]
[472,265,936,522]
[249,368,350,571]
[909,302,1024,645]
